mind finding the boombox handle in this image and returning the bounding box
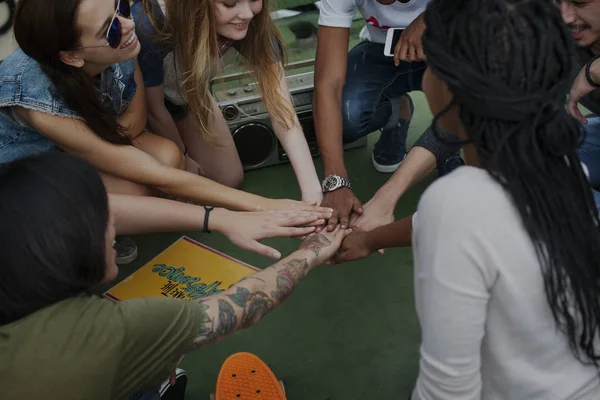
[210,59,316,86]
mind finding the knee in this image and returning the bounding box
[341,98,369,143]
[217,167,244,189]
[156,139,186,170]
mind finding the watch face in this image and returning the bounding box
[323,176,340,191]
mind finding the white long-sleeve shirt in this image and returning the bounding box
[411,167,600,400]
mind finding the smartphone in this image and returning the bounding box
[384,28,404,57]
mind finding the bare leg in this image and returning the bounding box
[176,96,244,188]
[101,130,185,197]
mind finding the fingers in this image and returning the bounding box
[270,209,332,221]
[302,204,334,216]
[349,213,360,228]
[249,241,282,260]
[278,213,323,227]
[397,37,409,66]
[568,98,587,124]
[416,43,426,61]
[394,35,403,66]
[276,226,317,238]
[353,199,364,215]
[338,209,350,230]
[327,211,339,231]
[306,219,326,227]
[408,43,418,62]
[377,249,385,255]
[339,227,353,239]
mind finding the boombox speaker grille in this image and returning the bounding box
[232,122,276,168]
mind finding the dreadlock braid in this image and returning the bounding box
[423,0,600,366]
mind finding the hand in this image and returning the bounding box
[302,190,324,207]
[349,198,394,232]
[298,224,353,265]
[330,230,377,264]
[321,187,363,231]
[212,209,331,259]
[169,356,185,386]
[568,62,599,124]
[394,13,426,65]
[263,198,332,216]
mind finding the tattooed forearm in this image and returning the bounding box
[193,299,237,348]
[272,258,309,301]
[299,233,331,256]
[191,255,314,351]
[238,276,266,284]
[228,287,274,328]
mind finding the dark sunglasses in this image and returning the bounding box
[106,0,131,48]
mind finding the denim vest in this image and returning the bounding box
[0,49,137,164]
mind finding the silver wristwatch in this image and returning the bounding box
[321,175,352,192]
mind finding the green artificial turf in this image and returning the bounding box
[109,6,441,398]
[110,90,437,399]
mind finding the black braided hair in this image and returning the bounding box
[423,0,600,366]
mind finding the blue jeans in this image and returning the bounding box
[341,41,426,143]
[578,117,600,210]
[128,391,160,400]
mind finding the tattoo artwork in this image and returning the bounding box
[192,258,310,349]
[237,276,266,284]
[228,287,274,328]
[215,299,237,335]
[299,233,331,256]
[193,299,237,348]
[272,258,309,301]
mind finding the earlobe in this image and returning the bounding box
[59,51,85,68]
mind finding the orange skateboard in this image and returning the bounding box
[210,352,286,400]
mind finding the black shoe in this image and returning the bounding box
[372,95,413,173]
[160,369,187,400]
[114,236,138,265]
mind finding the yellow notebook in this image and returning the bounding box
[104,236,259,302]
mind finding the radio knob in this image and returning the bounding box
[222,105,239,121]
[227,89,237,96]
[243,85,253,93]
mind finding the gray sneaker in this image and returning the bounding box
[114,236,138,265]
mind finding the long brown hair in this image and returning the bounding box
[14,0,130,145]
[138,0,295,140]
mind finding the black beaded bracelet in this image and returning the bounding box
[585,55,600,88]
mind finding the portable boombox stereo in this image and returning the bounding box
[213,71,367,171]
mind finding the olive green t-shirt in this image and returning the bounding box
[0,295,204,400]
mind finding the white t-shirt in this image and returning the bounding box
[317,0,430,44]
[411,167,600,400]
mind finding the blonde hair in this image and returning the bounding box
[140,0,295,140]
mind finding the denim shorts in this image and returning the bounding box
[164,98,190,121]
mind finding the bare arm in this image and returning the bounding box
[109,194,330,259]
[270,63,322,203]
[368,147,437,211]
[365,214,413,249]
[16,108,267,211]
[187,228,350,349]
[117,61,148,139]
[332,214,414,264]
[313,26,351,178]
[313,26,363,230]
[145,84,187,151]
